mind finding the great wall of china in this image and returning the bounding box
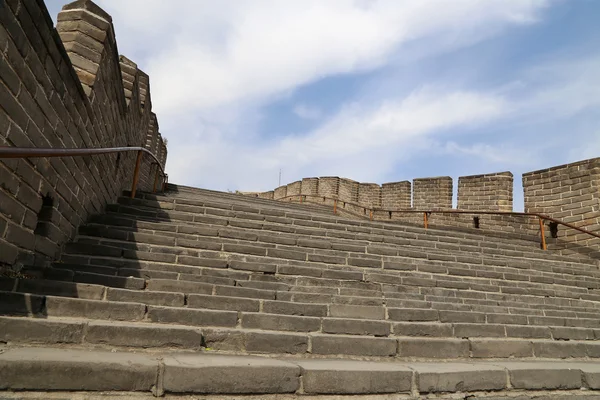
[2,0,600,399]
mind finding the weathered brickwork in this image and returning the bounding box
[358,183,381,208]
[523,158,600,254]
[301,177,318,196]
[0,0,166,266]
[458,172,513,211]
[382,181,411,209]
[338,178,358,203]
[318,177,339,198]
[286,180,301,197]
[413,177,453,210]
[273,185,287,200]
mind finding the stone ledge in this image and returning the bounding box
[2,347,600,395]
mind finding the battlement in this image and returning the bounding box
[251,159,600,256]
[0,0,167,266]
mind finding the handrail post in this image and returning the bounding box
[130,150,143,199]
[539,217,547,250]
[152,168,159,193]
[333,199,337,215]
[424,212,429,230]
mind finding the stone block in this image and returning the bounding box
[45,297,145,321]
[311,334,397,356]
[106,288,184,307]
[85,321,202,349]
[0,347,157,391]
[162,354,300,393]
[329,304,385,320]
[398,338,469,358]
[263,300,327,317]
[148,306,237,327]
[322,318,391,336]
[470,339,533,358]
[187,294,260,312]
[0,316,84,344]
[415,363,507,393]
[299,359,412,394]
[241,312,321,332]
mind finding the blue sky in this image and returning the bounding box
[46,0,600,209]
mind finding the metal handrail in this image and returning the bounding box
[0,146,167,198]
[280,194,600,250]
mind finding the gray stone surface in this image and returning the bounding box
[162,354,300,393]
[85,321,203,348]
[298,359,412,394]
[0,347,157,391]
[414,362,507,393]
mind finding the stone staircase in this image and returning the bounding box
[2,185,600,398]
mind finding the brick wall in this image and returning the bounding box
[523,158,600,255]
[0,0,166,267]
[358,183,381,208]
[250,163,599,257]
[413,177,452,210]
[273,185,287,200]
[458,172,513,211]
[301,177,318,196]
[381,181,411,209]
[338,178,358,203]
[318,177,339,198]
[286,180,301,197]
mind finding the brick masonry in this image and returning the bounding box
[523,158,600,255]
[413,177,453,210]
[0,0,167,266]
[252,164,600,256]
[358,183,381,208]
[382,181,411,209]
[458,172,513,211]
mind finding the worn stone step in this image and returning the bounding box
[111,194,599,268]
[71,227,600,290]
[9,344,598,395]
[19,259,600,318]
[87,206,600,278]
[3,315,600,359]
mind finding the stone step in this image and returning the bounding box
[4,283,600,339]
[35,255,600,317]
[71,219,600,280]
[133,188,600,267]
[71,227,600,291]
[2,345,600,396]
[114,193,563,255]
[19,262,600,316]
[110,197,590,268]
[80,212,600,282]
[2,315,600,360]
[61,242,600,307]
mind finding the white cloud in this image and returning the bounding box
[165,87,508,190]
[293,104,322,120]
[94,0,550,117]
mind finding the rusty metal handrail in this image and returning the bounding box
[279,194,600,250]
[0,146,167,198]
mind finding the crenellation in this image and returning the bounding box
[286,180,302,197]
[413,176,452,210]
[318,177,340,198]
[339,178,359,203]
[358,183,381,208]
[458,172,513,212]
[301,177,319,196]
[382,181,411,209]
